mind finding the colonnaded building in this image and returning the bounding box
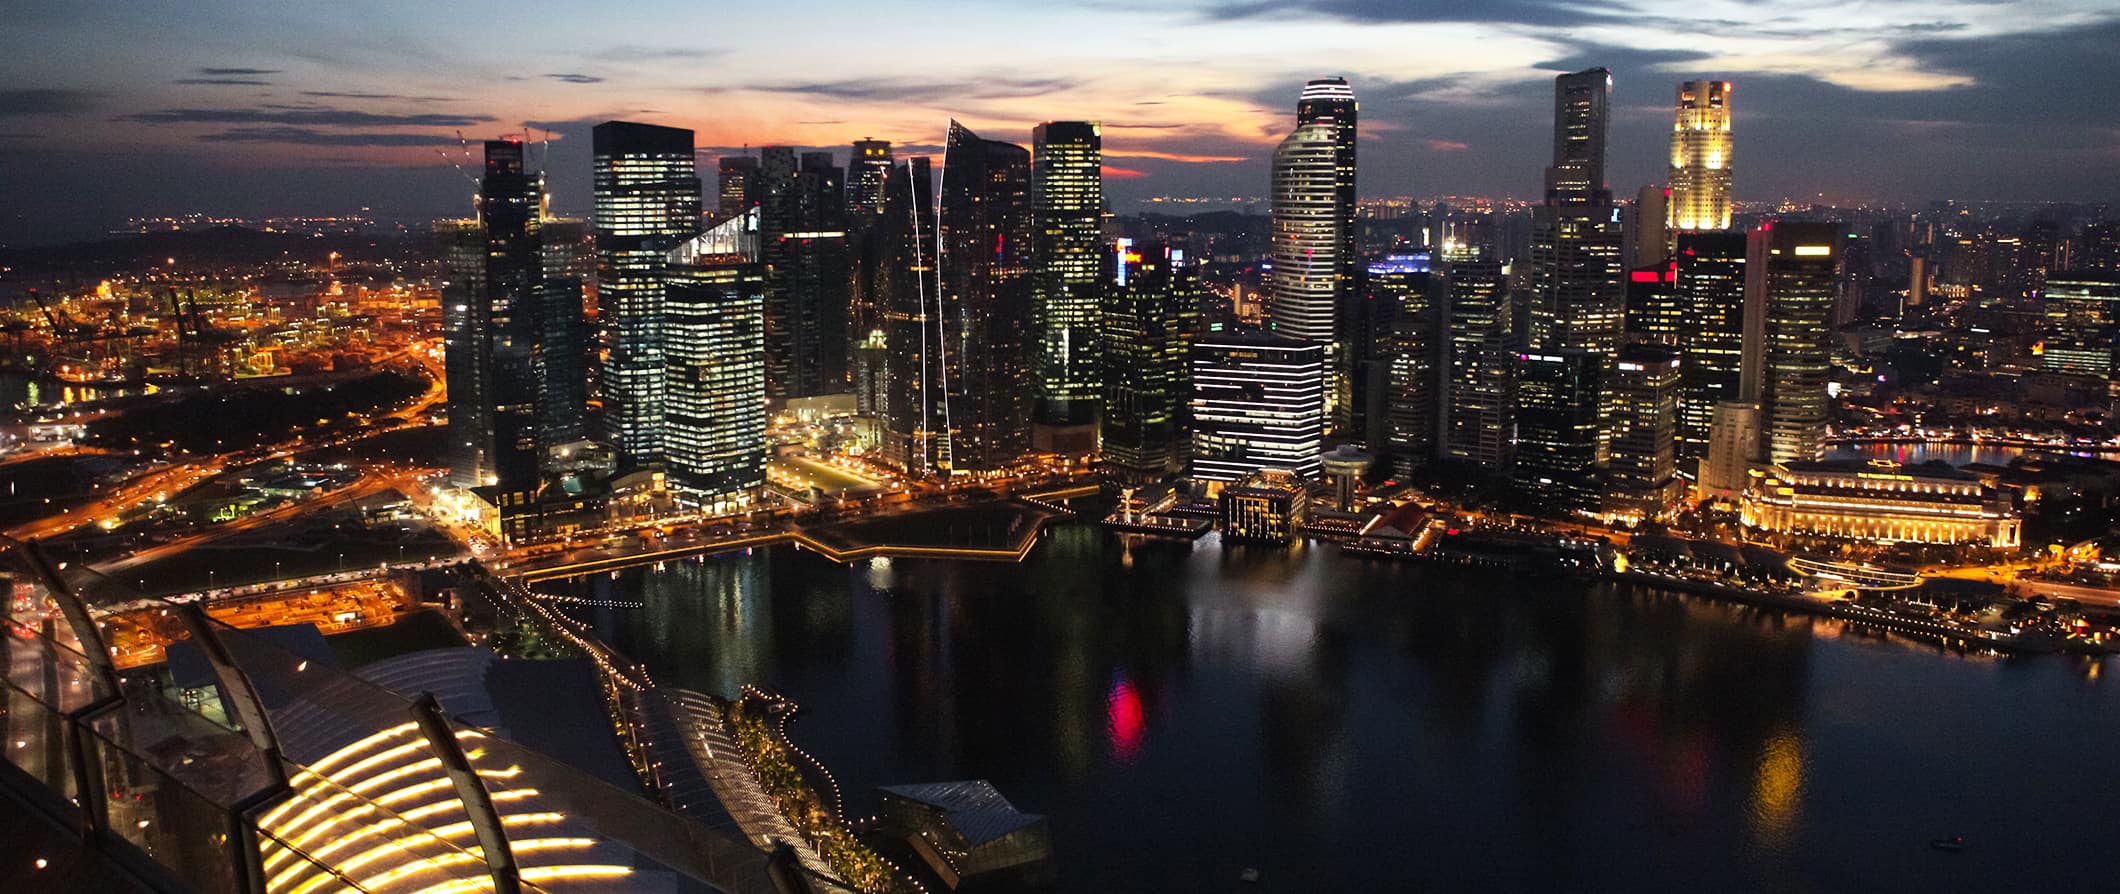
[1740,460,2021,548]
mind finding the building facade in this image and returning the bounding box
[662,211,767,511]
[1675,230,1750,460]
[1513,350,1603,511]
[1667,80,1734,232]
[1606,344,1684,516]
[1441,260,1515,471]
[938,121,1035,472]
[1030,121,1105,442]
[757,147,852,401]
[1190,335,1326,484]
[1742,461,2021,548]
[1100,239,1198,483]
[1747,222,1841,464]
[2041,271,2120,378]
[593,121,702,467]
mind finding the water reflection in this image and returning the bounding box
[560,523,2120,890]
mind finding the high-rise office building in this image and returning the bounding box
[1275,78,1358,430]
[535,217,591,451]
[1441,260,1514,472]
[1100,238,1198,483]
[1675,230,1749,460]
[1697,400,1762,500]
[1626,185,1671,270]
[442,139,554,492]
[717,155,760,219]
[1607,343,1683,516]
[1031,121,1105,445]
[846,139,894,339]
[879,156,944,472]
[1376,256,1439,474]
[594,121,702,467]
[2079,222,2120,272]
[938,121,1034,471]
[1624,260,1681,346]
[757,147,851,400]
[1190,334,1325,484]
[1668,80,1734,232]
[1746,222,1841,464]
[2041,271,2120,378]
[1268,119,1344,344]
[1544,68,1612,206]
[1528,69,1625,357]
[662,210,766,511]
[1512,349,1603,511]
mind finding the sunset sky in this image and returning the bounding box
[3,0,2116,241]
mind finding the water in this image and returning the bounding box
[1825,442,2028,468]
[561,526,2120,891]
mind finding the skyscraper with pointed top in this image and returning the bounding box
[938,120,1034,471]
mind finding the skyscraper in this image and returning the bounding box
[1746,222,1840,464]
[1674,230,1749,460]
[757,147,851,400]
[1376,256,1439,474]
[1274,78,1358,431]
[1668,80,1734,232]
[1100,238,1198,483]
[937,121,1034,471]
[1624,259,1681,346]
[594,121,702,467]
[662,210,766,511]
[1190,334,1326,485]
[1528,69,1625,357]
[716,155,760,220]
[1627,185,1671,269]
[2041,271,2120,378]
[879,156,945,473]
[1512,350,1603,511]
[441,139,548,491]
[1607,343,1684,516]
[1441,260,1514,472]
[846,139,894,339]
[1031,121,1104,448]
[535,217,591,451]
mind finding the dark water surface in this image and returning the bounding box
[562,524,2120,891]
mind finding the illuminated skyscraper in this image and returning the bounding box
[1625,260,1681,346]
[593,121,702,467]
[1269,119,1344,344]
[1375,256,1439,473]
[757,147,851,400]
[1745,222,1840,464]
[662,210,766,511]
[1100,239,1198,482]
[1668,80,1734,232]
[878,156,945,472]
[1607,343,1684,516]
[1529,69,1624,357]
[1441,260,1514,472]
[716,155,760,219]
[1190,334,1325,484]
[1674,230,1749,459]
[1513,350,1603,510]
[2041,271,2120,378]
[1296,76,1358,313]
[442,139,553,491]
[938,120,1034,471]
[1031,121,1104,445]
[846,139,894,338]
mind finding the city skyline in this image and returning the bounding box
[4,0,2119,242]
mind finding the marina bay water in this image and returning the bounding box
[559,522,2120,890]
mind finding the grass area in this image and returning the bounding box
[326,609,466,668]
[802,501,1045,551]
[124,527,460,594]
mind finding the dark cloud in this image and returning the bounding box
[198,67,282,76]
[1203,0,1622,28]
[117,107,497,128]
[741,77,1069,104]
[173,78,273,86]
[299,91,455,103]
[545,73,605,84]
[0,88,99,118]
[196,127,457,147]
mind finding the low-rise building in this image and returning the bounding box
[1741,460,2021,548]
[1217,469,1310,542]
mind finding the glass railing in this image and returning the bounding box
[0,537,858,894]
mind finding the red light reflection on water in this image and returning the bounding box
[1108,677,1146,764]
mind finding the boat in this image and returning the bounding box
[1930,836,1966,852]
[1240,867,1261,883]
